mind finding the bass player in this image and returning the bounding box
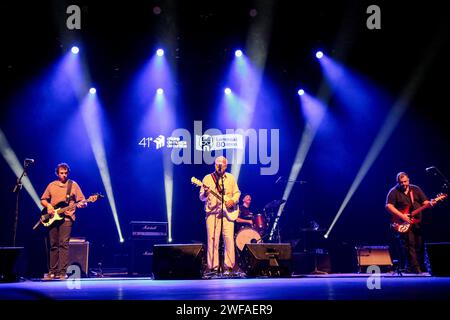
[40,163,87,280]
[386,171,437,274]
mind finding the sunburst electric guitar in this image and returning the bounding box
[191,177,239,221]
[391,193,447,233]
[33,193,103,229]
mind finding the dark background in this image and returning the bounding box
[1,0,449,276]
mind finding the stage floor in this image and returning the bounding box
[1,273,450,300]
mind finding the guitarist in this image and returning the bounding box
[40,163,87,280]
[199,156,240,275]
[386,172,435,274]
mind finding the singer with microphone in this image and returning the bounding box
[199,156,240,276]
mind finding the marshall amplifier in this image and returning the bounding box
[130,221,168,240]
[129,221,168,276]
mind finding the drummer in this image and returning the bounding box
[235,194,254,230]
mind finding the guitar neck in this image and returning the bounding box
[207,187,223,202]
[410,203,430,217]
[59,199,88,214]
[192,178,227,203]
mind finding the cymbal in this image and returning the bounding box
[300,228,326,232]
[264,199,286,209]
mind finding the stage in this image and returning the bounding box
[2,3,450,315]
[2,274,450,300]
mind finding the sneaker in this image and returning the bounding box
[43,273,56,280]
[223,269,234,276]
[203,268,219,279]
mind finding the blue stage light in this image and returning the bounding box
[71,46,79,54]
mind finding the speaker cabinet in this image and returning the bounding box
[355,246,392,271]
[130,241,153,276]
[68,241,89,277]
[0,247,23,282]
[152,244,204,279]
[129,240,160,276]
[240,243,292,277]
[425,242,450,276]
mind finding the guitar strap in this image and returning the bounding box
[409,188,415,207]
[65,179,73,204]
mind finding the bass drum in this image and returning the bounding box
[235,227,262,251]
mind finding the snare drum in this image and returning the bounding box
[235,227,262,251]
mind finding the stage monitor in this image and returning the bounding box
[152,244,204,280]
[241,243,292,277]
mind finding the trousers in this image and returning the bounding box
[206,213,235,270]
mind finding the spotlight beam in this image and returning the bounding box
[0,128,43,210]
[230,1,274,182]
[163,151,173,242]
[80,95,124,242]
[324,31,445,238]
[135,48,177,242]
[269,90,328,241]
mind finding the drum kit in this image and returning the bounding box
[234,199,286,252]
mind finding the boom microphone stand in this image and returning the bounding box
[12,159,34,246]
[426,166,449,191]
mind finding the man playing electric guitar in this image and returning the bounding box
[199,156,241,275]
[40,163,88,280]
[386,172,437,274]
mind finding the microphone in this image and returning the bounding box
[275,176,282,184]
[425,166,435,172]
[24,158,35,164]
[218,164,222,171]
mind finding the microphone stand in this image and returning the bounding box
[287,179,307,184]
[427,166,449,191]
[12,161,31,247]
[218,173,225,276]
[277,178,307,184]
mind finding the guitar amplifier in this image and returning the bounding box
[130,221,168,240]
[68,240,89,277]
[355,246,392,271]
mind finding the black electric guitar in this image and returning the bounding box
[33,193,103,229]
[391,193,447,233]
[191,177,239,221]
